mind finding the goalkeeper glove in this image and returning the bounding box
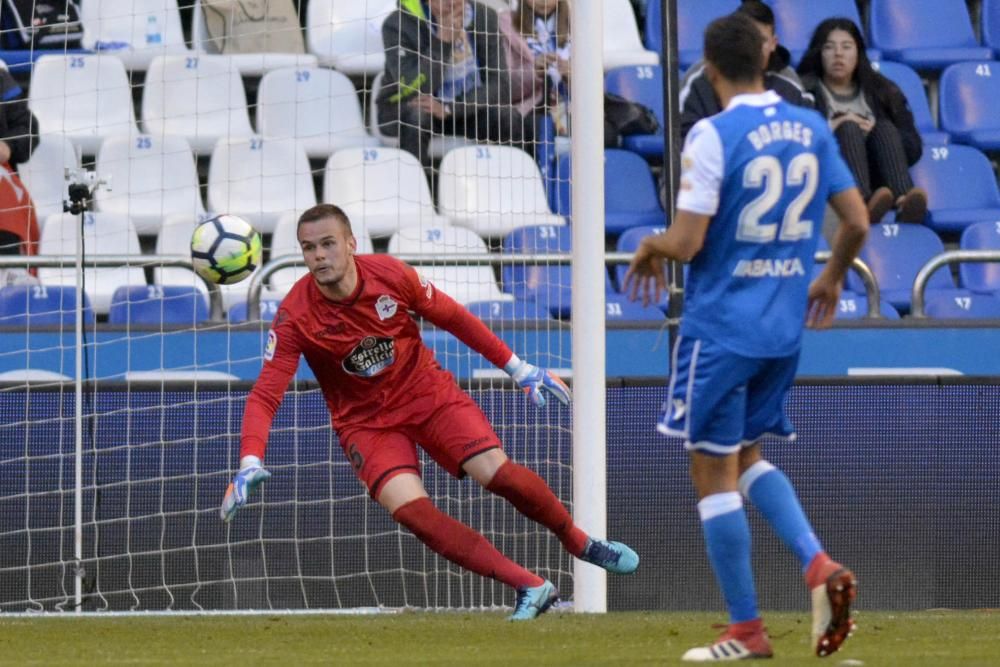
[505,355,572,407]
[220,456,272,523]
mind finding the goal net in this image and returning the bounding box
[0,0,581,612]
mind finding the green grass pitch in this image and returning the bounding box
[3,610,998,665]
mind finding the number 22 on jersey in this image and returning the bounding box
[736,154,818,243]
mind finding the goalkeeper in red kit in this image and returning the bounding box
[221,204,638,620]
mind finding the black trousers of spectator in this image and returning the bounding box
[834,120,914,201]
[0,231,20,254]
[380,103,534,169]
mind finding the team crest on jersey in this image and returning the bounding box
[264,330,277,361]
[343,336,396,377]
[375,294,398,320]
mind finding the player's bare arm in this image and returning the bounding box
[624,210,711,306]
[806,188,869,329]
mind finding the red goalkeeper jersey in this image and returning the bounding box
[240,254,513,460]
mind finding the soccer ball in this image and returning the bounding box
[190,215,263,285]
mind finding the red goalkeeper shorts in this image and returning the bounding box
[337,382,501,499]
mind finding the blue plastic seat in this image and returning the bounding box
[605,65,664,158]
[924,292,1000,318]
[981,0,1000,56]
[227,299,283,323]
[551,149,667,234]
[847,222,967,313]
[873,61,949,146]
[869,0,991,71]
[958,221,1000,294]
[502,224,614,318]
[833,291,901,319]
[767,0,875,65]
[909,144,1000,233]
[0,285,95,326]
[464,299,554,321]
[108,285,209,325]
[605,293,666,321]
[669,0,740,70]
[939,62,1000,151]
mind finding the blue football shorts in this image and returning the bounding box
[657,336,798,456]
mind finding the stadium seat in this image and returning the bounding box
[80,0,189,70]
[909,144,1000,234]
[227,298,283,323]
[323,147,450,238]
[614,224,667,289]
[387,225,511,305]
[501,224,614,318]
[958,221,1000,295]
[833,292,901,320]
[28,55,139,155]
[873,61,949,146]
[551,149,666,234]
[604,65,665,158]
[257,67,376,159]
[939,62,1000,151]
[983,0,1000,56]
[189,0,318,76]
[207,136,317,234]
[142,55,254,155]
[603,0,660,69]
[923,292,1000,318]
[17,134,79,223]
[605,293,667,321]
[437,146,565,239]
[671,0,740,70]
[464,299,554,321]
[306,0,394,76]
[846,222,967,313]
[94,133,204,235]
[268,210,374,296]
[108,285,209,326]
[767,0,875,65]
[38,212,146,314]
[0,285,95,326]
[868,0,991,71]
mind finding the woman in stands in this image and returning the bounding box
[798,18,927,223]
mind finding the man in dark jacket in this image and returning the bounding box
[678,0,813,140]
[377,0,531,167]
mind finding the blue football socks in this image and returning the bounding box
[698,491,759,624]
[740,460,823,572]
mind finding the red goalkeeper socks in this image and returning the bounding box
[486,461,589,557]
[392,497,543,590]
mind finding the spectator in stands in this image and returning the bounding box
[377,0,533,168]
[797,18,927,223]
[679,0,812,141]
[202,0,305,54]
[500,0,572,136]
[0,67,38,283]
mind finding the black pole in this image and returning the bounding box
[660,0,683,352]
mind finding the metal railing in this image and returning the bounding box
[0,254,225,320]
[910,250,1000,318]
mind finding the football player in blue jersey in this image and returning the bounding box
[626,12,870,662]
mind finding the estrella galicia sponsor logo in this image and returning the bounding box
[342,336,396,377]
[375,294,398,320]
[264,330,277,361]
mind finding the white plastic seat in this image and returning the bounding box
[257,67,376,158]
[207,136,316,234]
[28,55,140,155]
[306,0,394,76]
[387,225,511,305]
[38,212,145,314]
[18,135,79,223]
[603,0,660,69]
[267,210,374,295]
[324,147,449,238]
[80,0,190,70]
[368,71,472,158]
[190,0,318,76]
[142,55,254,154]
[94,133,204,235]
[437,146,566,238]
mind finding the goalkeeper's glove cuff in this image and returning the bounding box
[240,455,262,470]
[504,354,571,407]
